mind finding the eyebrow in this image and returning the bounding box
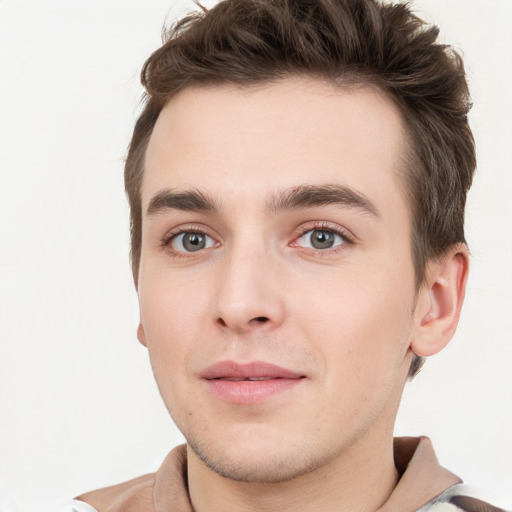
[146,184,380,218]
[146,189,217,215]
[267,184,380,218]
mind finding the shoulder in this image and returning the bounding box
[71,445,189,512]
[419,485,509,512]
[73,473,156,512]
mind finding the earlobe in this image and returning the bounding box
[411,245,469,357]
[137,322,148,347]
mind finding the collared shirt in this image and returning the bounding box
[68,437,506,512]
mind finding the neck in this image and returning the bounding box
[187,430,399,512]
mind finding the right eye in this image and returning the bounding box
[170,231,217,253]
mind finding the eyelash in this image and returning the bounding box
[161,221,354,259]
[292,221,354,254]
[161,225,217,259]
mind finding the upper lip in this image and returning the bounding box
[200,361,305,380]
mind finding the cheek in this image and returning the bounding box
[295,266,414,384]
[138,280,202,422]
[140,266,208,332]
[138,275,205,376]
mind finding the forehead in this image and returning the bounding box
[143,78,408,215]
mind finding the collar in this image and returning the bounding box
[379,436,462,512]
[77,436,462,512]
[155,436,462,511]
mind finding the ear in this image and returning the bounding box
[410,244,469,357]
[137,322,148,347]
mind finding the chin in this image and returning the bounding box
[187,433,332,483]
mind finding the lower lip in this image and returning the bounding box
[204,378,303,404]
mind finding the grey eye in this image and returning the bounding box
[310,230,335,249]
[296,229,345,250]
[171,232,215,252]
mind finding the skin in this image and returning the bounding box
[137,78,468,512]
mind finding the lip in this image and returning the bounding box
[201,361,305,404]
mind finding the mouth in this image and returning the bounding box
[200,361,306,404]
[221,376,281,381]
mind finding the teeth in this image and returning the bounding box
[248,377,271,381]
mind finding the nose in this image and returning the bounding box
[213,242,286,334]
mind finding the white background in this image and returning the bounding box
[0,1,511,511]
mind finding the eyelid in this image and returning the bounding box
[291,221,355,246]
[161,224,221,254]
[171,232,217,252]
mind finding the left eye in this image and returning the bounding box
[296,229,345,250]
[170,232,216,252]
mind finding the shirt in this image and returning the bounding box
[69,437,507,512]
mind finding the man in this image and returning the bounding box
[69,0,506,510]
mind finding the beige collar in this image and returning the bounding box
[77,436,461,512]
[379,436,461,512]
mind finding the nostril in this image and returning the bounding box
[215,316,269,329]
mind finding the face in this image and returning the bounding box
[138,79,422,483]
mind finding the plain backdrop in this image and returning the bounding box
[0,1,511,511]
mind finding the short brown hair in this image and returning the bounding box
[124,0,476,376]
